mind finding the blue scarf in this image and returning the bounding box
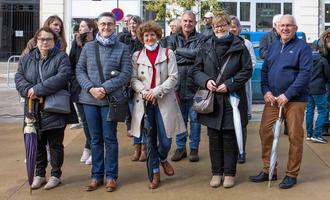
[96,32,117,46]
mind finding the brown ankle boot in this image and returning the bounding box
[131,144,141,161]
[139,144,147,162]
[148,173,160,189]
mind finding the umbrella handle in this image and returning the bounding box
[28,98,33,113]
[278,106,283,119]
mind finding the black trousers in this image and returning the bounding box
[208,128,238,176]
[35,127,65,178]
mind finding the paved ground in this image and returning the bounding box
[0,88,330,200]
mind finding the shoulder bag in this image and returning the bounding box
[192,54,232,114]
[38,62,71,114]
[94,43,128,122]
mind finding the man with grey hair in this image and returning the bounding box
[259,14,282,59]
[202,12,214,37]
[168,10,207,162]
[249,15,312,189]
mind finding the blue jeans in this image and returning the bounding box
[176,99,201,149]
[143,104,172,173]
[76,103,91,149]
[306,94,329,137]
[83,104,118,180]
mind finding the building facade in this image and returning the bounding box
[0,0,328,59]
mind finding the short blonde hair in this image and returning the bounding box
[212,13,231,26]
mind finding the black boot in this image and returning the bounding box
[249,171,277,182]
[171,148,187,161]
[279,176,297,189]
[189,149,199,162]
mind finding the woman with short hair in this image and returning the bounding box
[131,21,185,189]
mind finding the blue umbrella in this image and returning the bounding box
[24,98,41,194]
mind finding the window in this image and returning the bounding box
[284,3,292,15]
[326,4,330,23]
[220,2,237,16]
[240,2,250,21]
[256,3,281,32]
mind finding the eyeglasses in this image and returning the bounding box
[98,22,115,27]
[280,24,296,28]
[37,37,54,43]
[213,24,229,29]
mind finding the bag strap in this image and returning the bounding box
[95,43,106,84]
[215,53,232,85]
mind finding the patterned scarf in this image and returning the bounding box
[96,32,117,46]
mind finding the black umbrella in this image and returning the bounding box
[142,101,153,182]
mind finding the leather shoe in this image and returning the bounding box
[149,173,160,189]
[171,148,187,161]
[85,179,103,191]
[249,171,277,182]
[279,176,297,189]
[105,179,117,192]
[161,161,174,176]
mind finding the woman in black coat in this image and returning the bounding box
[192,13,252,188]
[15,27,72,190]
[69,18,97,165]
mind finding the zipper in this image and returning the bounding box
[280,43,285,53]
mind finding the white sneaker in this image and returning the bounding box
[80,148,91,163]
[70,123,83,129]
[44,176,61,190]
[85,155,92,165]
[210,175,222,188]
[31,176,46,189]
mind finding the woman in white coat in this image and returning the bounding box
[130,21,186,189]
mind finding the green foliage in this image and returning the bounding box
[145,0,223,21]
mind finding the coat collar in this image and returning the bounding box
[136,45,167,67]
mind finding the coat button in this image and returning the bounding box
[136,99,139,103]
[141,71,144,74]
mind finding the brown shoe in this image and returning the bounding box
[105,179,117,192]
[131,144,141,161]
[139,144,147,162]
[149,173,160,189]
[85,179,103,191]
[161,161,174,176]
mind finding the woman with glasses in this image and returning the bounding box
[76,12,132,192]
[192,13,252,188]
[15,27,72,190]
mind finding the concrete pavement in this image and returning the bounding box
[0,88,330,200]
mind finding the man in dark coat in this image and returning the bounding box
[259,14,282,59]
[249,15,313,189]
[167,10,207,162]
[201,12,214,37]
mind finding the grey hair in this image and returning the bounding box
[230,15,242,34]
[181,10,196,22]
[280,14,297,26]
[272,14,283,28]
[97,12,116,22]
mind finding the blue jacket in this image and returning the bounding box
[261,36,312,102]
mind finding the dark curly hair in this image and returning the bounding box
[137,21,163,43]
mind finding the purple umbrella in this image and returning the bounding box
[23,98,39,194]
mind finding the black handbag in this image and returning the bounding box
[192,54,232,114]
[95,43,128,122]
[38,62,71,114]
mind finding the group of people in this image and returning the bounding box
[14,8,327,193]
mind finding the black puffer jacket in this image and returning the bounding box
[192,34,252,131]
[69,33,94,102]
[15,48,72,131]
[118,32,143,56]
[309,52,330,95]
[167,30,207,100]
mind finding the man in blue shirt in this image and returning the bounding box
[249,15,312,189]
